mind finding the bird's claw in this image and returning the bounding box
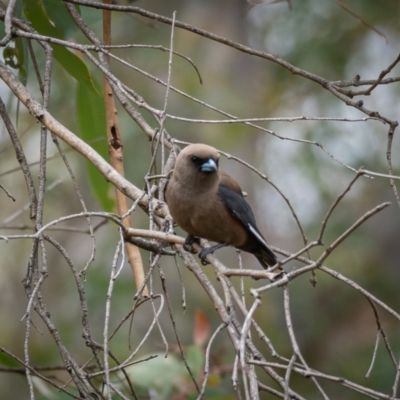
[198,243,226,265]
[198,248,211,265]
[183,235,200,254]
[183,242,196,253]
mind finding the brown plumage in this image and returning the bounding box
[165,144,280,273]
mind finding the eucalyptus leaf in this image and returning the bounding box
[23,0,98,94]
[76,80,115,212]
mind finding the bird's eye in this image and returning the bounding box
[191,156,198,162]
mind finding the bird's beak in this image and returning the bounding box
[200,158,218,173]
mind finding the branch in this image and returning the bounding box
[0,60,169,220]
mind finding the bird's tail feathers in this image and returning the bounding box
[256,246,277,267]
[255,248,284,277]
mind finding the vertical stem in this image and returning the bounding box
[102,0,148,296]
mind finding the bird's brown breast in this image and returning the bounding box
[166,179,247,247]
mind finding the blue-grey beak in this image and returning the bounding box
[200,158,218,172]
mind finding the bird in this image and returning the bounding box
[165,143,281,275]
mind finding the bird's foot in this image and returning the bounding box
[198,247,213,265]
[199,243,227,266]
[183,234,200,254]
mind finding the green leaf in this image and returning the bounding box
[76,80,115,212]
[36,386,80,400]
[23,0,98,94]
[186,344,204,377]
[0,350,20,368]
[42,0,80,38]
[15,38,29,85]
[13,0,29,85]
[122,353,186,399]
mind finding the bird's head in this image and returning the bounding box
[173,143,220,188]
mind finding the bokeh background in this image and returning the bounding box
[0,0,400,398]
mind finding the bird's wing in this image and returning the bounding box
[218,184,268,248]
[218,184,277,267]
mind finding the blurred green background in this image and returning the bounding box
[0,0,400,398]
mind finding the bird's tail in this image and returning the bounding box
[255,247,284,278]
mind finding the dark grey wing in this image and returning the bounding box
[218,185,277,269]
[218,184,258,231]
[218,184,276,261]
[217,184,279,273]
